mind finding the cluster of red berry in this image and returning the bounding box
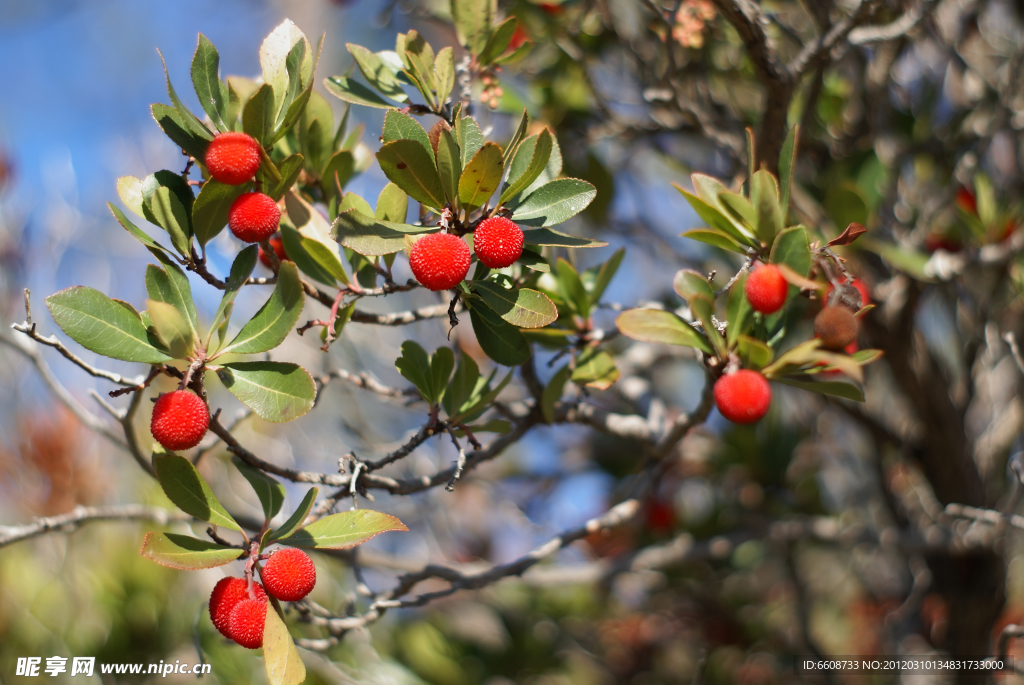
[209,548,317,649]
[150,390,209,451]
[205,132,282,245]
[712,263,866,425]
[409,216,524,291]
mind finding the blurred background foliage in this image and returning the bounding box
[2,0,1024,683]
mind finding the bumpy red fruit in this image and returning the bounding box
[473,216,524,269]
[204,132,262,185]
[713,370,771,424]
[151,390,209,451]
[229,192,281,244]
[228,598,267,649]
[262,548,317,601]
[259,235,289,269]
[409,232,471,291]
[744,264,788,314]
[209,578,266,639]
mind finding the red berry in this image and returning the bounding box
[259,235,289,269]
[713,370,771,424]
[474,216,524,269]
[262,548,317,602]
[229,192,281,244]
[150,390,209,451]
[408,232,471,291]
[744,264,788,314]
[204,132,262,185]
[956,186,977,214]
[228,598,267,649]
[209,578,266,639]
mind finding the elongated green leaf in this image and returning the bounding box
[263,599,306,685]
[146,257,199,338]
[436,128,462,206]
[376,182,409,223]
[217,361,316,423]
[450,369,512,423]
[434,46,455,106]
[521,128,562,198]
[472,281,557,328]
[147,299,193,359]
[736,335,774,370]
[221,262,304,355]
[284,192,350,285]
[242,83,275,145]
[279,509,408,549]
[348,43,409,102]
[512,178,596,227]
[774,376,865,402]
[542,363,572,423]
[147,187,192,257]
[260,19,313,123]
[479,16,518,64]
[455,115,484,168]
[332,208,431,256]
[232,456,286,520]
[268,154,304,201]
[395,340,435,403]
[376,139,446,210]
[779,125,798,215]
[323,75,394,109]
[572,348,619,390]
[452,0,497,55]
[268,487,318,542]
[430,346,456,406]
[109,202,168,254]
[555,258,590,318]
[46,287,171,363]
[719,191,757,232]
[192,179,246,247]
[470,304,531,366]
[280,225,338,286]
[158,49,213,142]
[770,225,811,276]
[140,532,242,570]
[459,142,503,209]
[589,248,625,305]
[523,228,607,248]
[674,184,757,247]
[442,354,481,418]
[672,269,715,304]
[153,453,241,531]
[615,309,712,353]
[726,273,753,347]
[151,104,209,160]
[382,110,434,163]
[211,246,258,344]
[272,35,323,143]
[751,170,784,244]
[681,229,745,252]
[501,130,552,205]
[761,339,822,377]
[191,34,228,132]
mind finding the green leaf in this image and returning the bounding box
[555,258,590,318]
[332,208,430,256]
[725,273,753,347]
[260,19,313,124]
[442,353,481,417]
[242,83,275,145]
[523,228,607,248]
[268,487,318,542]
[512,178,596,227]
[774,376,865,402]
[459,142,503,209]
[521,128,562,198]
[192,179,246,247]
[217,361,316,423]
[542,364,572,423]
[452,0,496,54]
[279,225,341,286]
[395,341,434,402]
[469,303,531,366]
[736,335,774,370]
[769,226,812,276]
[501,130,553,205]
[232,456,286,520]
[157,49,213,142]
[46,287,172,364]
[852,348,884,365]
[672,269,715,304]
[589,247,625,305]
[263,599,306,685]
[147,186,192,258]
[147,299,194,359]
[495,41,532,65]
[681,229,745,252]
[376,139,446,210]
[191,34,228,132]
[975,173,997,228]
[472,280,558,328]
[478,16,517,64]
[140,532,242,570]
[284,192,350,285]
[688,297,727,358]
[151,104,210,160]
[572,348,619,390]
[761,339,822,378]
[430,346,456,406]
[518,249,550,272]
[382,110,435,163]
[271,35,323,144]
[501,108,529,166]
[454,114,485,169]
[779,125,798,215]
[321,150,357,201]
[436,128,462,206]
[153,453,241,532]
[211,246,258,345]
[376,182,409,222]
[823,182,868,232]
[750,170,784,244]
[109,202,168,254]
[860,238,932,282]
[615,309,712,353]
[674,184,756,247]
[347,43,409,103]
[718,191,757,233]
[145,259,199,338]
[323,75,394,109]
[221,262,304,355]
[434,46,455,106]
[278,509,408,549]
[268,154,304,202]
[117,176,147,218]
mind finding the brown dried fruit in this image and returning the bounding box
[815,306,859,350]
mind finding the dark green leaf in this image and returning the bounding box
[151,104,209,160]
[191,34,228,132]
[395,340,435,404]
[521,128,561,198]
[430,346,456,406]
[158,49,213,142]
[321,150,357,201]
[382,110,435,163]
[478,16,518,64]
[145,260,199,342]
[469,303,531,366]
[221,262,304,355]
[146,186,192,257]
[192,179,245,247]
[46,287,171,363]
[512,178,595,227]
[452,0,496,54]
[323,75,394,109]
[681,229,745,252]
[472,280,558,328]
[501,129,552,205]
[523,228,607,248]
[674,183,756,247]
[268,154,304,201]
[436,128,462,206]
[459,142,503,209]
[736,335,773,370]
[210,246,258,343]
[217,361,316,423]
[347,43,409,102]
[140,532,242,570]
[242,83,275,145]
[268,487,319,542]
[725,272,753,347]
[769,226,811,276]
[615,309,712,353]
[750,170,784,244]
[555,258,590,318]
[284,192,350,285]
[232,456,286,520]
[542,364,572,423]
[774,376,865,402]
[571,348,619,390]
[376,182,409,222]
[376,139,446,210]
[672,269,715,303]
[442,353,481,417]
[278,509,408,549]
[153,453,241,531]
[332,208,431,256]
[589,247,625,305]
[779,125,798,215]
[454,114,484,169]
